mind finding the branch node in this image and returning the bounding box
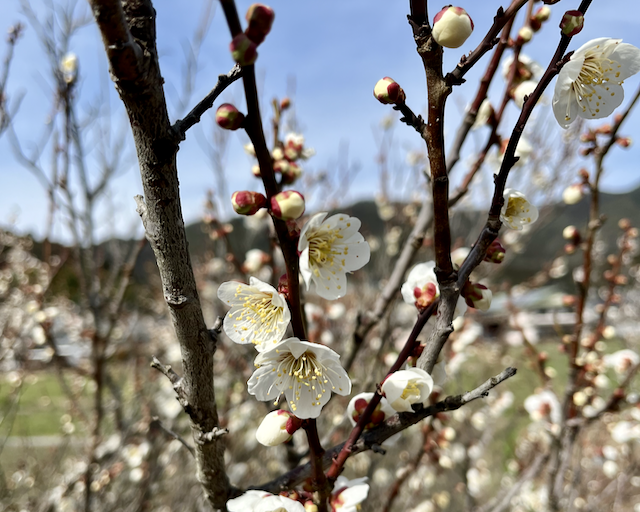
[197,428,229,444]
[165,293,192,308]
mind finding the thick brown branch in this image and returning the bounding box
[88,0,143,81]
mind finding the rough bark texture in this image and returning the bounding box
[89,0,229,508]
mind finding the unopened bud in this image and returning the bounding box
[484,239,506,264]
[60,53,78,85]
[215,103,245,130]
[513,80,537,109]
[580,131,596,143]
[256,410,301,446]
[280,97,291,110]
[461,281,492,311]
[231,190,267,215]
[270,190,305,220]
[374,77,406,105]
[562,184,584,205]
[562,225,580,242]
[304,502,319,512]
[618,218,632,230]
[614,275,628,286]
[560,10,584,37]
[578,168,590,181]
[517,26,533,44]
[564,243,577,255]
[534,6,551,22]
[273,159,290,174]
[281,161,302,184]
[245,4,275,45]
[230,33,258,66]
[251,164,261,177]
[432,6,474,49]
[617,136,632,148]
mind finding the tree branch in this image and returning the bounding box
[172,65,243,141]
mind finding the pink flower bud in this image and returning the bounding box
[231,190,267,215]
[280,97,291,110]
[230,33,258,66]
[432,6,474,48]
[484,239,506,264]
[560,10,584,37]
[617,136,632,148]
[270,190,305,220]
[255,410,301,446]
[215,103,245,130]
[245,4,275,45]
[373,77,406,105]
[461,281,492,311]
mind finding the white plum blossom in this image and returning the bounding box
[227,491,304,512]
[331,476,370,512]
[524,389,562,425]
[603,349,639,375]
[298,213,370,300]
[247,337,351,419]
[553,38,640,128]
[381,367,434,413]
[500,188,539,230]
[217,277,290,352]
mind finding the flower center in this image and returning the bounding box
[307,228,344,268]
[275,351,334,412]
[569,48,617,119]
[505,196,529,218]
[400,381,422,401]
[230,286,284,343]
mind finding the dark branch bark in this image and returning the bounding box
[90,0,230,508]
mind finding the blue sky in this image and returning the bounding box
[2,0,640,242]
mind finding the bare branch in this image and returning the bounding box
[260,367,517,493]
[172,65,243,140]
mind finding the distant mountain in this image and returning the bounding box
[24,186,640,299]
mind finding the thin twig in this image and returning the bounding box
[259,367,517,493]
[172,65,243,140]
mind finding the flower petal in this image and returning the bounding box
[578,82,624,120]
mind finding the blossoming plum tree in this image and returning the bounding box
[3,0,640,511]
